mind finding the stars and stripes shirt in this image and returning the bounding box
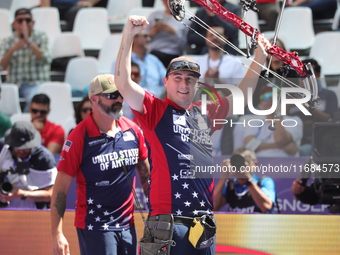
[132,92,229,217]
[0,30,51,87]
[57,113,148,231]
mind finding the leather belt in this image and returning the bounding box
[173,216,194,227]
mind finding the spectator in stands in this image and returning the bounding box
[0,121,57,209]
[145,0,189,68]
[193,25,245,156]
[214,147,276,213]
[0,86,12,138]
[112,32,166,98]
[30,94,65,154]
[131,61,142,84]
[40,0,108,31]
[290,0,337,20]
[256,0,280,31]
[290,58,338,156]
[233,85,303,157]
[187,0,241,55]
[0,8,51,112]
[68,96,91,135]
[194,26,245,85]
[74,96,91,125]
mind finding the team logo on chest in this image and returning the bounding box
[173,114,187,127]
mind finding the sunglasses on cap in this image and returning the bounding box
[166,61,201,77]
[260,92,273,101]
[16,18,32,23]
[100,91,123,100]
[81,107,92,113]
[31,108,48,115]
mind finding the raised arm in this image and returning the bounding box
[227,34,270,116]
[114,16,149,114]
[50,171,73,255]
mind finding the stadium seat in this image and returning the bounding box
[73,7,110,51]
[0,83,22,116]
[31,7,61,50]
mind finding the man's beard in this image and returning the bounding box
[98,99,123,120]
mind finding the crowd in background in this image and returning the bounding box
[0,0,339,211]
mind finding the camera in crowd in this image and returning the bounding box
[305,122,340,213]
[0,161,30,208]
[230,154,246,170]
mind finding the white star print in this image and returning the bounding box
[104,210,109,216]
[110,216,114,221]
[192,191,198,198]
[89,209,94,214]
[200,200,206,207]
[182,182,189,189]
[97,204,102,209]
[87,198,94,204]
[172,174,179,181]
[95,216,101,222]
[115,223,120,228]
[174,192,181,199]
[184,201,191,207]
[102,223,109,230]
[176,209,183,216]
[87,224,93,230]
[193,210,199,215]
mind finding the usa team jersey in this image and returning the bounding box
[132,92,229,217]
[58,113,148,231]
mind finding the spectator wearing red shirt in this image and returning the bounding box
[30,93,65,154]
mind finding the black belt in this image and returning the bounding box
[173,216,194,227]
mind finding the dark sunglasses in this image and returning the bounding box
[16,18,32,23]
[31,108,48,115]
[100,91,123,100]
[81,107,92,113]
[131,71,140,77]
[166,61,201,77]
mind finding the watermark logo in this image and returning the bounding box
[200,84,312,116]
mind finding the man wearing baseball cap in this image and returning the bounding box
[51,74,150,255]
[0,121,57,209]
[115,15,270,255]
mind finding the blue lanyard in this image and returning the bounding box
[255,125,272,142]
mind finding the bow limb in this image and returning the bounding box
[189,0,311,77]
[167,0,318,105]
[190,0,258,38]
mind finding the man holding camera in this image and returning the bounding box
[214,147,276,213]
[291,157,339,207]
[0,121,57,209]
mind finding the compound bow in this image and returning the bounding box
[167,0,319,109]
